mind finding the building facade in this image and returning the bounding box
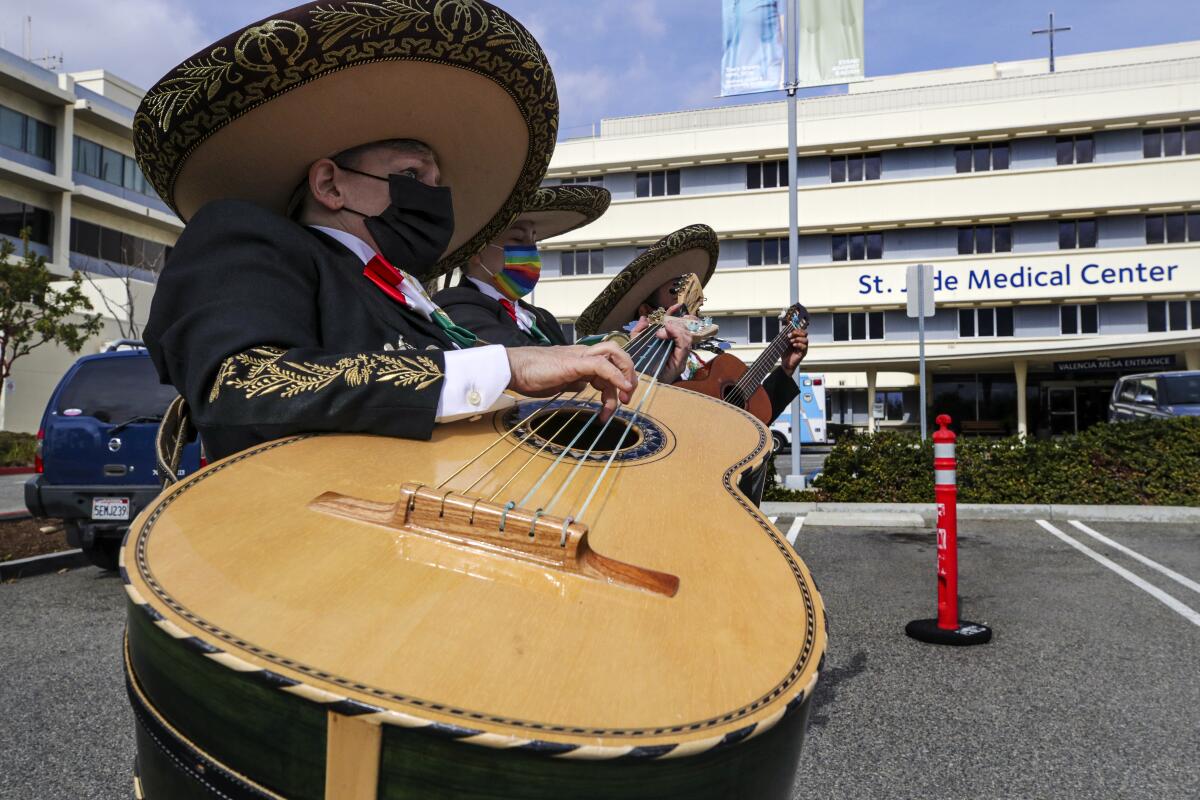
[0,49,180,432]
[534,41,1200,437]
[2,41,1199,438]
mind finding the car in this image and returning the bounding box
[24,341,202,570]
[1109,370,1200,422]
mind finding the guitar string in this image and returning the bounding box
[573,342,675,522]
[538,337,674,516]
[473,327,670,499]
[434,322,667,491]
[517,336,673,511]
[431,275,698,494]
[730,317,796,401]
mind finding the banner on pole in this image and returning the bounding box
[798,0,865,87]
[720,0,787,97]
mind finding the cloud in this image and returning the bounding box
[3,0,209,90]
[629,2,667,38]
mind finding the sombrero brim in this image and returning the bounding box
[574,224,719,337]
[134,1,557,280]
[520,185,611,242]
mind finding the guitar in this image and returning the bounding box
[122,316,826,799]
[675,304,809,425]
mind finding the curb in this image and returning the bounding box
[761,502,1200,525]
[0,466,35,476]
[0,549,89,580]
[0,511,32,521]
[803,511,927,528]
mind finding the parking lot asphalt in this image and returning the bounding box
[788,518,1200,800]
[1,518,1197,799]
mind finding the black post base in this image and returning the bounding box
[905,618,992,646]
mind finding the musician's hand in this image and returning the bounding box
[629,305,695,383]
[781,328,810,375]
[506,344,636,420]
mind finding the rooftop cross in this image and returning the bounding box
[1032,11,1072,74]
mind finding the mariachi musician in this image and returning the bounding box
[436,184,698,382]
[434,184,611,347]
[575,228,811,423]
[134,2,708,462]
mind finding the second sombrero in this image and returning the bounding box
[521,184,611,242]
[574,224,719,336]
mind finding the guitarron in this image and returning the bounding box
[122,315,827,800]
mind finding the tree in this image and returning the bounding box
[79,259,146,341]
[0,232,103,420]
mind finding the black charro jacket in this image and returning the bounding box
[434,276,568,347]
[762,367,801,423]
[144,199,460,460]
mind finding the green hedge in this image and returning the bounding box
[765,417,1200,506]
[0,431,36,467]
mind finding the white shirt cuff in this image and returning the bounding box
[436,345,513,422]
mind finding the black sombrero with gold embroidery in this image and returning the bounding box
[574,224,719,337]
[133,0,557,279]
[521,184,610,242]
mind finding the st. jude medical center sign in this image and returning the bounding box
[848,248,1195,305]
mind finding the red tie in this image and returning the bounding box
[363,254,409,307]
[499,298,518,323]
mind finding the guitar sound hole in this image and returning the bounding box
[500,401,669,463]
[522,409,643,453]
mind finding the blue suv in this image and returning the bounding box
[24,343,202,569]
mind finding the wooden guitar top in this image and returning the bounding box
[123,378,826,754]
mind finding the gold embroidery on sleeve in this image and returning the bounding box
[208,346,443,402]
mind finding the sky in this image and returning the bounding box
[6,0,1200,136]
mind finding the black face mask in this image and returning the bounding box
[340,166,455,279]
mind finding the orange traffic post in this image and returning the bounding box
[906,414,992,646]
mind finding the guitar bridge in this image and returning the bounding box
[309,483,679,597]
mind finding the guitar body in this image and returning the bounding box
[676,353,774,425]
[123,378,826,799]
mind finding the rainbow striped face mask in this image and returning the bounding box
[482,244,542,301]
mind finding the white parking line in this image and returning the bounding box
[786,517,804,546]
[768,516,778,525]
[1068,520,1200,596]
[1036,520,1200,628]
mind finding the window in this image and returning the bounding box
[1145,212,1200,244]
[747,315,782,344]
[1143,125,1200,158]
[55,357,181,423]
[559,322,576,343]
[832,233,883,261]
[832,311,884,341]
[1058,219,1097,249]
[69,219,172,271]
[1060,304,1098,335]
[1148,300,1198,332]
[1056,135,1094,165]
[558,248,604,276]
[957,224,1012,255]
[958,307,1014,338]
[635,169,680,198]
[0,105,54,161]
[830,154,881,183]
[954,142,1009,173]
[72,136,158,198]
[746,160,788,190]
[0,198,53,245]
[747,237,789,266]
[879,391,907,421]
[558,175,604,185]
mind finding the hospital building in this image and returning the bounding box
[534,40,1200,437]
